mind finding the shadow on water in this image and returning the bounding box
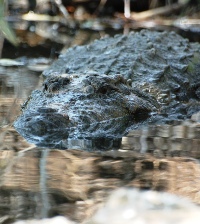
[1,16,200,222]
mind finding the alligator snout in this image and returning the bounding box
[14,108,71,142]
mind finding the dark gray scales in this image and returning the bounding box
[14,30,200,148]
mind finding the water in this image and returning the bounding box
[0,146,200,222]
[1,23,200,222]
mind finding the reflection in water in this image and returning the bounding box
[40,149,50,218]
[61,137,122,151]
[0,139,200,222]
[35,136,122,151]
[122,120,200,158]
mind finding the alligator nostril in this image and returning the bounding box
[25,118,32,122]
[99,87,108,94]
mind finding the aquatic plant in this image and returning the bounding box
[0,0,18,46]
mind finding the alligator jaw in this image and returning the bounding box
[14,109,72,143]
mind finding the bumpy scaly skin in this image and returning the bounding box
[14,73,157,145]
[14,30,200,147]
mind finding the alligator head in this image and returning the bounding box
[14,73,158,148]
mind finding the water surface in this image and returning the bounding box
[1,24,200,223]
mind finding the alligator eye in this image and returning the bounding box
[48,82,60,92]
[98,86,109,94]
[98,85,117,94]
[59,77,70,85]
[25,117,32,122]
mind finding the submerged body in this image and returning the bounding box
[14,30,200,149]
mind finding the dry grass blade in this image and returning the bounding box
[130,2,186,21]
[21,12,60,22]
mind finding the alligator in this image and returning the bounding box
[14,29,200,149]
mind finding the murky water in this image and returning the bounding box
[1,23,200,223]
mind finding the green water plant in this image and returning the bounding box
[0,0,18,46]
